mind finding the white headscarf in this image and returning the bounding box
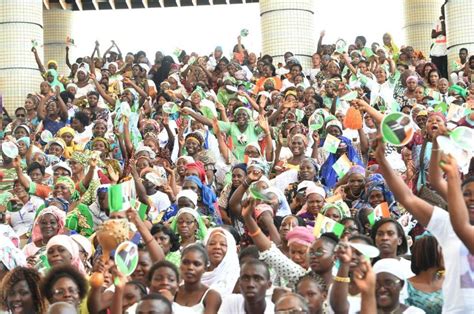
[201,227,239,297]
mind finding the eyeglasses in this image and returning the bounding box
[53,288,79,297]
[16,114,25,118]
[309,250,325,258]
[376,279,401,289]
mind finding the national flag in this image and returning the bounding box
[368,202,390,226]
[313,214,345,238]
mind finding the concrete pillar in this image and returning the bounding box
[43,3,73,75]
[0,0,44,113]
[260,0,316,71]
[403,0,443,57]
[445,0,474,73]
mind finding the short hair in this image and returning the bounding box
[126,280,148,297]
[355,36,367,46]
[147,260,180,284]
[86,91,100,99]
[460,48,468,54]
[40,265,89,303]
[156,92,172,102]
[349,234,374,246]
[27,161,45,176]
[410,234,442,274]
[275,293,309,313]
[1,267,46,313]
[60,91,74,104]
[15,107,26,114]
[150,223,180,252]
[241,259,270,280]
[181,243,209,266]
[261,54,273,64]
[138,293,172,313]
[462,176,474,188]
[320,232,339,247]
[296,271,328,293]
[371,218,408,256]
[73,111,90,127]
[239,245,259,262]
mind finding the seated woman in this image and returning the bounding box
[296,272,328,314]
[277,215,306,257]
[40,265,88,311]
[170,208,207,249]
[45,234,86,274]
[174,244,222,313]
[151,223,181,267]
[182,175,221,225]
[297,184,326,226]
[201,228,239,298]
[320,202,347,222]
[23,206,66,264]
[373,259,425,313]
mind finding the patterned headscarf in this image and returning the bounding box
[91,137,111,152]
[55,176,80,201]
[32,206,66,242]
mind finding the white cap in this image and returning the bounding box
[52,161,72,176]
[176,190,198,207]
[373,258,406,280]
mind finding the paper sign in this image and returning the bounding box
[367,202,390,226]
[240,29,249,37]
[450,126,474,152]
[309,113,325,131]
[314,213,345,238]
[114,241,139,276]
[332,154,352,178]
[108,179,136,212]
[1,142,18,159]
[323,134,341,154]
[381,112,414,146]
[446,104,464,122]
[434,102,448,114]
[131,199,148,221]
[341,91,358,101]
[333,199,351,217]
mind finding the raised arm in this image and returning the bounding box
[440,154,474,254]
[428,133,448,200]
[65,46,72,70]
[228,170,262,218]
[258,115,274,162]
[330,241,353,314]
[78,159,97,191]
[211,118,230,164]
[31,47,46,75]
[13,157,31,191]
[123,77,149,101]
[180,107,213,128]
[374,135,434,226]
[354,99,384,125]
[317,30,325,55]
[55,87,69,122]
[91,73,116,106]
[130,162,149,207]
[37,94,50,121]
[242,199,271,251]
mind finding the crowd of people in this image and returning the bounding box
[0,22,474,314]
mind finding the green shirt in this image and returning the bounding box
[217,121,263,162]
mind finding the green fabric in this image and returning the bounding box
[216,88,235,107]
[46,69,65,92]
[65,203,95,237]
[217,121,263,161]
[165,251,181,268]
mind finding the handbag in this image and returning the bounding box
[416,142,447,209]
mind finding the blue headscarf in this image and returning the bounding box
[320,136,363,189]
[365,174,400,216]
[184,176,222,225]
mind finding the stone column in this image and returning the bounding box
[403,0,443,57]
[260,0,316,71]
[43,2,73,75]
[445,0,474,73]
[0,0,44,113]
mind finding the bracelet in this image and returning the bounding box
[248,228,262,237]
[431,148,440,152]
[242,180,250,188]
[144,237,154,245]
[334,276,351,283]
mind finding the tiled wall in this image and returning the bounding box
[403,0,443,56]
[0,0,44,113]
[260,0,316,71]
[43,3,73,75]
[446,0,474,73]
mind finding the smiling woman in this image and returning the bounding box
[0,267,46,314]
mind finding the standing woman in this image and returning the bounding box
[0,267,46,314]
[202,228,240,298]
[174,244,222,313]
[170,208,207,249]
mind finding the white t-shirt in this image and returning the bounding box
[218,294,275,314]
[427,206,474,313]
[430,21,447,57]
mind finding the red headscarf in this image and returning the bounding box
[185,161,207,184]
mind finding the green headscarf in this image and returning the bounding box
[46,69,65,92]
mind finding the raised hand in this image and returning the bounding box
[439,154,459,177]
[352,259,376,295]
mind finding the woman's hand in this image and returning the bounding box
[373,134,385,161]
[211,117,221,136]
[352,259,376,295]
[334,241,352,265]
[126,207,141,226]
[439,153,459,178]
[246,169,263,183]
[241,199,255,220]
[258,115,270,135]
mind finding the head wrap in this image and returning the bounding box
[185,132,205,147]
[202,228,240,297]
[136,144,156,159]
[32,206,66,242]
[47,60,59,68]
[373,258,407,280]
[365,177,395,207]
[286,226,315,247]
[13,124,31,135]
[185,161,207,184]
[233,106,252,118]
[170,207,207,240]
[247,158,269,175]
[184,176,221,224]
[325,119,343,132]
[348,165,366,177]
[245,142,262,156]
[406,75,418,83]
[428,111,447,123]
[0,235,26,271]
[232,163,247,174]
[177,156,195,164]
[91,137,110,152]
[46,235,86,274]
[142,119,160,134]
[176,190,198,208]
[305,185,327,199]
[321,203,346,219]
[17,137,30,148]
[285,90,298,99]
[55,176,80,201]
[48,138,66,150]
[291,134,308,146]
[58,126,76,138]
[70,234,93,260]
